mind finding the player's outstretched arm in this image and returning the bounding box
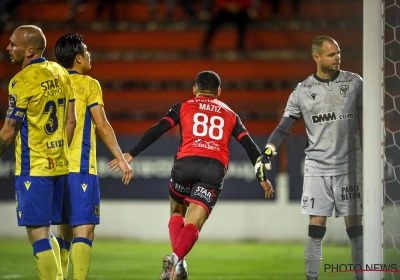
[90,105,132,185]
[108,119,173,172]
[108,153,133,172]
[0,118,22,157]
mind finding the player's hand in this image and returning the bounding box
[259,146,277,170]
[254,156,268,182]
[119,159,133,185]
[260,179,274,199]
[108,153,133,172]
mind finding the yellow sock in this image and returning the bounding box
[70,238,92,280]
[50,234,63,280]
[33,238,58,280]
[60,244,71,279]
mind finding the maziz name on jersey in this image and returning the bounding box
[311,112,354,124]
[199,103,221,113]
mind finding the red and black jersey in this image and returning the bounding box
[128,96,260,168]
[162,96,249,167]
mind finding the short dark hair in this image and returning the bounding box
[195,71,221,95]
[55,33,85,68]
[311,36,337,55]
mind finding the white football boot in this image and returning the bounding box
[173,259,188,280]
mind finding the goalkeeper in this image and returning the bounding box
[255,36,363,280]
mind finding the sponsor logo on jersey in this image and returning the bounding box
[340,85,350,97]
[9,94,16,106]
[24,181,31,190]
[81,183,88,192]
[300,83,320,88]
[171,180,191,194]
[310,93,317,100]
[194,186,216,203]
[11,80,17,88]
[302,196,309,209]
[311,112,354,124]
[6,107,14,116]
[46,139,65,149]
[192,139,220,151]
[46,157,55,169]
[41,78,63,98]
[341,185,361,201]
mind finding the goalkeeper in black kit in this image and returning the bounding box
[255,36,363,280]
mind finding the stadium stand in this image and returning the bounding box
[0,0,362,135]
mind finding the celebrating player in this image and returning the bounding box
[109,70,274,280]
[54,33,132,280]
[255,36,363,280]
[2,25,76,279]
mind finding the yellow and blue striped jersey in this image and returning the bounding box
[68,71,104,175]
[7,58,75,176]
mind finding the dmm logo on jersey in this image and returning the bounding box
[311,112,354,124]
[194,186,216,203]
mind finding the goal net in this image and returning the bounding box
[383,1,400,279]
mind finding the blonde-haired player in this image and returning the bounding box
[3,25,76,279]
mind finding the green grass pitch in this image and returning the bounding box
[0,239,398,279]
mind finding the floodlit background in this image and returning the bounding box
[0,1,399,279]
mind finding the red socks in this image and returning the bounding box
[168,216,184,251]
[174,224,199,260]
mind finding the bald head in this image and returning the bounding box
[311,36,338,56]
[16,25,46,54]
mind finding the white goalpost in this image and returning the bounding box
[363,1,384,280]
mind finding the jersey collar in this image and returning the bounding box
[313,70,340,84]
[25,57,46,68]
[68,70,80,75]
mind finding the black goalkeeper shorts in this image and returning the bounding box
[169,156,227,215]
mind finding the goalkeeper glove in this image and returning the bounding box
[259,146,277,170]
[255,156,268,182]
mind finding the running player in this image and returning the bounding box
[109,70,274,280]
[256,36,363,280]
[54,33,132,280]
[2,25,76,280]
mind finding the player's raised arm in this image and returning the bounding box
[108,104,179,171]
[90,105,132,185]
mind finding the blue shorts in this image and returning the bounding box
[15,175,67,226]
[63,172,100,226]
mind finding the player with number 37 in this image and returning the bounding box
[108,70,274,280]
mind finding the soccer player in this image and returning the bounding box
[54,33,132,280]
[108,70,274,280]
[2,25,76,279]
[255,36,363,280]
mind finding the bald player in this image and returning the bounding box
[3,25,76,279]
[256,36,363,280]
